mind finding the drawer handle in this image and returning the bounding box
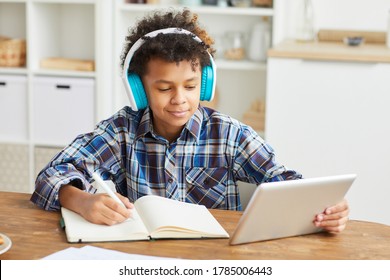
[56,84,71,89]
[0,82,6,86]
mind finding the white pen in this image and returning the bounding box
[92,172,127,209]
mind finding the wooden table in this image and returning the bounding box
[1,191,390,260]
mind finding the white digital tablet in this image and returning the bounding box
[229,174,356,245]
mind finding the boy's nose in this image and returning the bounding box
[171,89,186,104]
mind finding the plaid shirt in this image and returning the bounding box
[31,106,302,211]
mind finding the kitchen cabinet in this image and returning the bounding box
[266,41,390,225]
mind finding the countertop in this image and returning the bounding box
[268,39,390,63]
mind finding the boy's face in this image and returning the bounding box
[142,58,202,141]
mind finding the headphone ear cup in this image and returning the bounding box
[200,65,214,101]
[128,73,148,110]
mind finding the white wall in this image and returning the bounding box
[276,0,390,43]
[311,0,389,31]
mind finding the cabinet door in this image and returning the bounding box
[32,76,95,145]
[265,58,390,225]
[0,75,28,141]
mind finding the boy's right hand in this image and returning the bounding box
[59,184,133,225]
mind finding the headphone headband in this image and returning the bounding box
[122,28,216,111]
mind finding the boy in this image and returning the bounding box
[31,9,349,233]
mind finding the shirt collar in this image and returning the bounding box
[183,106,204,143]
[135,107,153,140]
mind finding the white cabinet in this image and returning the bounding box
[32,76,95,145]
[0,75,28,142]
[29,2,96,72]
[113,2,275,129]
[266,57,390,225]
[0,0,112,193]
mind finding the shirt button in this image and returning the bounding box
[168,178,173,184]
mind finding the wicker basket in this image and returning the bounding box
[0,36,26,67]
[252,0,272,7]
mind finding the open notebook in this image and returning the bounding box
[61,195,229,243]
[230,174,356,245]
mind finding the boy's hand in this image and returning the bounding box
[80,192,134,226]
[59,184,133,226]
[314,199,350,233]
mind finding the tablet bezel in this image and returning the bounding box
[229,174,356,245]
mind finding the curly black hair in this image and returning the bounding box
[120,8,216,77]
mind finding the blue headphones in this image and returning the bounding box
[121,28,217,111]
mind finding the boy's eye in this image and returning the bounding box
[158,87,171,92]
[186,85,197,90]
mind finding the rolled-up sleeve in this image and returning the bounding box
[30,121,122,211]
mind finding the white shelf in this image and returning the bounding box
[31,0,96,4]
[32,142,67,148]
[216,59,267,71]
[29,1,95,71]
[0,68,28,75]
[0,0,26,3]
[33,69,96,78]
[0,0,106,193]
[119,4,274,17]
[0,139,30,145]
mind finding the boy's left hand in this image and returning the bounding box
[314,199,350,233]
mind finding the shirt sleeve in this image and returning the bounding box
[233,125,302,184]
[30,120,124,211]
